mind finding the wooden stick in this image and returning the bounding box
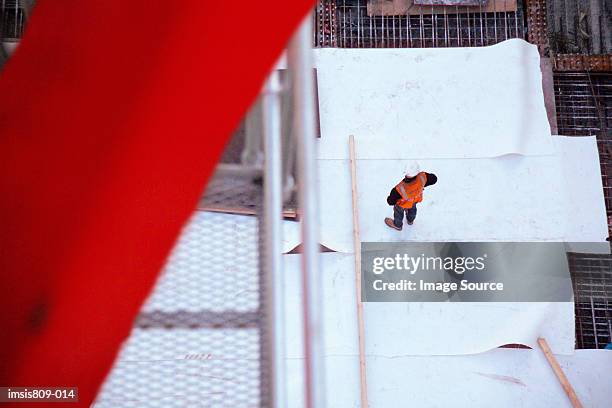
[196,205,299,219]
[537,338,583,408]
[349,135,369,408]
[197,206,257,216]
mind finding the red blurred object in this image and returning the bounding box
[0,1,313,406]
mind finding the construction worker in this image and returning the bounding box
[385,161,437,230]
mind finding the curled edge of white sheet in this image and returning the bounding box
[314,39,553,160]
[285,349,612,408]
[283,252,575,358]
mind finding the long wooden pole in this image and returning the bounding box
[349,135,369,408]
[537,338,583,408]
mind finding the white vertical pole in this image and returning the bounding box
[288,13,325,408]
[262,70,286,408]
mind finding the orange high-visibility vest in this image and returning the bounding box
[395,172,427,209]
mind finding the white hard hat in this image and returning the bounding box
[404,161,421,178]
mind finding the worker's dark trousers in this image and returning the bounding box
[393,204,417,228]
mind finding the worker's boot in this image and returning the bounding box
[385,217,402,231]
[406,220,414,225]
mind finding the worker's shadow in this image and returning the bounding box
[435,242,496,302]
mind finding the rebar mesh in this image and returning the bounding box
[554,72,612,235]
[556,72,612,349]
[554,72,612,135]
[315,0,526,48]
[568,252,612,349]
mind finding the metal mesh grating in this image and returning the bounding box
[96,192,268,406]
[315,0,526,48]
[139,212,260,316]
[95,329,261,407]
[568,252,612,349]
[199,172,263,214]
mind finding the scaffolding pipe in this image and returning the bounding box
[261,71,286,408]
[288,14,326,408]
